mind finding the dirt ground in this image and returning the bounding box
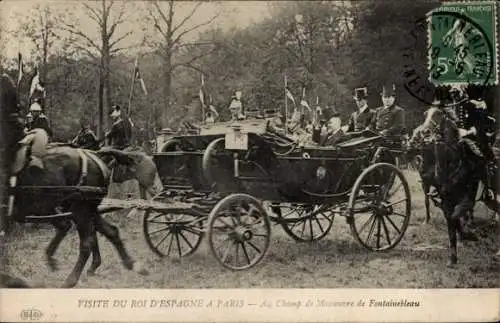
[3,170,499,288]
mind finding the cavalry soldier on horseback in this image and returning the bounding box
[105,104,132,150]
[371,84,406,136]
[447,85,496,200]
[347,87,376,132]
[71,117,99,150]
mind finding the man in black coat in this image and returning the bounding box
[371,84,406,137]
[105,104,132,150]
[72,117,99,150]
[347,87,376,132]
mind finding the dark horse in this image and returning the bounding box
[1,73,149,287]
[415,106,499,266]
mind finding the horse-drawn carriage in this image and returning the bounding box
[141,118,412,270]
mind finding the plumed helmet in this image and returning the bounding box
[29,102,42,112]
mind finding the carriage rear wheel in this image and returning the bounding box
[143,193,204,258]
[207,193,271,270]
[347,163,411,251]
[276,204,336,242]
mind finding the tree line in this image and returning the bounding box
[5,0,497,143]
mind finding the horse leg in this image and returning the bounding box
[93,214,148,275]
[45,219,72,272]
[445,215,459,266]
[62,210,96,288]
[422,181,431,225]
[87,231,101,276]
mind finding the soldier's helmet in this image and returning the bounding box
[29,102,42,112]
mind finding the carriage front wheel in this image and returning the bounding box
[143,192,205,258]
[207,193,271,270]
[347,163,411,251]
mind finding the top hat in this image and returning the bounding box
[381,83,396,97]
[353,87,368,100]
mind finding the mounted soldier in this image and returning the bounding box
[347,87,376,132]
[71,117,99,150]
[447,85,496,200]
[105,104,132,150]
[27,101,52,138]
[370,84,406,137]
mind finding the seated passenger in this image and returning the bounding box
[312,108,344,146]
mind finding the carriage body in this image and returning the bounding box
[152,119,388,203]
[143,118,412,270]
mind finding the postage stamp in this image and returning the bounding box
[428,1,498,86]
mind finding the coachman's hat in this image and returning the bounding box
[381,83,396,97]
[110,104,121,118]
[353,87,368,100]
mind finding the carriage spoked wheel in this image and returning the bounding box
[207,193,271,270]
[143,192,204,258]
[347,163,411,251]
[277,203,336,242]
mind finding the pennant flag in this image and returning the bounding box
[29,66,45,100]
[285,88,296,105]
[17,53,23,87]
[133,58,148,95]
[199,74,206,107]
[300,87,311,112]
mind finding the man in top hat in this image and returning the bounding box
[27,101,52,138]
[370,84,406,136]
[347,87,376,132]
[105,104,131,150]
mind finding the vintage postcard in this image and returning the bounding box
[0,0,499,322]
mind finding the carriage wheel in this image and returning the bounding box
[143,193,204,258]
[348,163,411,251]
[207,193,271,270]
[277,204,336,242]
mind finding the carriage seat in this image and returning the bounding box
[11,129,49,174]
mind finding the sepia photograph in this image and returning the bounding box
[0,0,499,306]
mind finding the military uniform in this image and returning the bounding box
[106,119,130,149]
[106,105,132,150]
[372,105,405,136]
[371,84,406,136]
[347,108,376,132]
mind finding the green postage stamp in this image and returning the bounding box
[428,1,498,86]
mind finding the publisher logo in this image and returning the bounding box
[20,308,43,321]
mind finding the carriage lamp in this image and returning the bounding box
[316,166,327,180]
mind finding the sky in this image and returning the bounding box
[0,0,273,64]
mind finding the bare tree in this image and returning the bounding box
[146,0,219,129]
[61,0,138,136]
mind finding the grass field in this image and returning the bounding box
[3,170,499,288]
